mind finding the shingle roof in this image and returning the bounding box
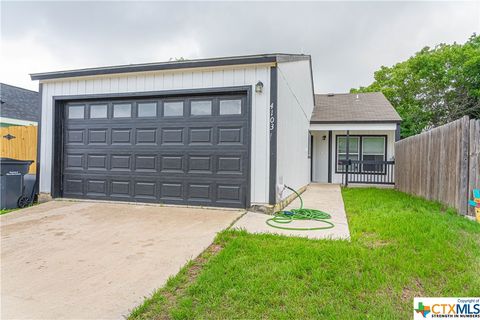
[311,92,401,123]
[0,83,40,122]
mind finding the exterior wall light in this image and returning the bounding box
[255,81,264,93]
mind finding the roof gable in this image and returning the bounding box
[311,92,401,123]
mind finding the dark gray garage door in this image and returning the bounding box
[61,93,249,208]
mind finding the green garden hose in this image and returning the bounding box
[266,185,335,231]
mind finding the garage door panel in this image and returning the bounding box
[188,183,212,202]
[66,129,85,145]
[88,129,108,145]
[110,180,131,198]
[135,128,157,145]
[65,154,84,170]
[160,182,183,201]
[62,93,249,208]
[134,181,157,200]
[86,179,107,196]
[218,126,243,145]
[217,156,243,174]
[216,184,243,205]
[160,155,184,173]
[64,151,248,176]
[161,128,184,145]
[111,155,132,171]
[188,155,213,174]
[87,154,108,170]
[188,128,213,145]
[134,155,157,172]
[64,177,84,196]
[111,129,132,144]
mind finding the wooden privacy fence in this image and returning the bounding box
[0,125,38,174]
[395,116,480,217]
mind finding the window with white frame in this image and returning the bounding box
[336,136,386,173]
[336,136,360,172]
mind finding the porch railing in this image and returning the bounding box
[339,159,395,186]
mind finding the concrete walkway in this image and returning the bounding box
[233,184,350,240]
[1,201,242,319]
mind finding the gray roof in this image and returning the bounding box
[30,53,311,81]
[311,92,401,123]
[0,83,40,122]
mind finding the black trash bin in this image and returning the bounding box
[0,158,35,209]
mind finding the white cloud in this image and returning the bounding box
[0,33,58,90]
[0,1,478,92]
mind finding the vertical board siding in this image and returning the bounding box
[395,116,479,217]
[39,65,272,204]
[276,60,315,200]
[0,125,38,173]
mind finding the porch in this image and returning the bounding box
[309,123,398,186]
[309,92,401,187]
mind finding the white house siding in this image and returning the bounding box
[39,64,273,204]
[276,59,314,200]
[311,128,396,184]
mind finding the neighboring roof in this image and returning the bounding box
[311,92,402,123]
[0,83,40,122]
[30,53,311,81]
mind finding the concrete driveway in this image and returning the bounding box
[1,201,242,319]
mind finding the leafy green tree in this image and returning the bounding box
[351,34,480,138]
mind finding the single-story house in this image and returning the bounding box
[310,92,401,185]
[0,83,39,127]
[30,53,401,210]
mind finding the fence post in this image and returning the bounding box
[459,116,470,215]
[345,130,350,187]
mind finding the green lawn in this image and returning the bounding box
[0,208,16,215]
[130,188,480,320]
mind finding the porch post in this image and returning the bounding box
[345,130,350,186]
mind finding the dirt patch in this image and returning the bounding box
[402,278,425,302]
[361,232,393,248]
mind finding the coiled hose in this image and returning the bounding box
[266,185,335,231]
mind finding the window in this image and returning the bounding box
[190,101,212,116]
[164,101,184,117]
[138,102,157,117]
[362,137,385,172]
[90,104,107,119]
[113,103,131,118]
[335,135,386,173]
[219,99,241,115]
[68,105,85,119]
[336,136,360,172]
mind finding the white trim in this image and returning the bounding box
[38,63,276,84]
[0,117,37,126]
[310,123,397,131]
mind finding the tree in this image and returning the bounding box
[351,34,480,138]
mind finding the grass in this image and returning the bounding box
[0,208,17,215]
[129,188,480,319]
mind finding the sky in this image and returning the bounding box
[1,1,479,93]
